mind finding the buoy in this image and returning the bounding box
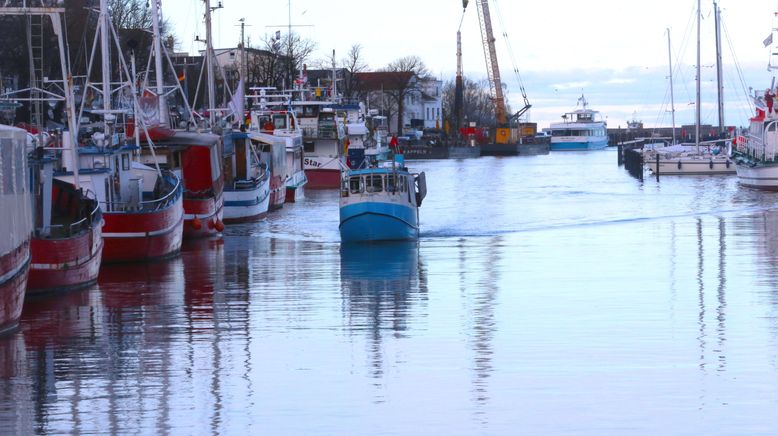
[207,219,215,229]
[191,217,202,230]
[215,220,225,232]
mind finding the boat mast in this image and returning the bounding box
[150,0,168,127]
[695,0,701,152]
[204,0,216,127]
[714,0,725,133]
[100,0,112,137]
[667,28,677,145]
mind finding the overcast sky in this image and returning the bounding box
[165,0,776,129]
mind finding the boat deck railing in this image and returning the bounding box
[102,172,182,213]
[39,189,102,239]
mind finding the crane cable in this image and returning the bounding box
[491,0,530,116]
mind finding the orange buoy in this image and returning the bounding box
[191,217,202,230]
[214,220,225,232]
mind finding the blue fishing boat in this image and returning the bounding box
[548,94,609,151]
[339,155,426,243]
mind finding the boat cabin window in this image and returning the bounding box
[303,140,315,153]
[768,122,778,133]
[302,105,319,118]
[577,113,593,122]
[365,174,383,193]
[273,115,288,130]
[386,174,396,192]
[349,176,363,194]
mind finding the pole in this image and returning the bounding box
[204,0,216,127]
[100,0,112,137]
[150,0,168,127]
[714,0,725,133]
[667,28,676,145]
[695,0,701,152]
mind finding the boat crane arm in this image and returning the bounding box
[474,0,508,126]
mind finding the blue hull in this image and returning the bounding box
[550,139,609,151]
[340,202,418,242]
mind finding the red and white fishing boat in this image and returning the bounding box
[27,147,103,294]
[222,130,270,222]
[0,125,33,334]
[70,0,184,262]
[138,131,225,237]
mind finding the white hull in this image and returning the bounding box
[303,155,342,172]
[223,179,271,222]
[644,155,735,175]
[735,163,778,190]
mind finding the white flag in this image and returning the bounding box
[228,79,245,122]
[764,33,774,47]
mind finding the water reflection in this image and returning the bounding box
[0,238,232,434]
[339,242,427,394]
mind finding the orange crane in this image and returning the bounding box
[470,0,532,145]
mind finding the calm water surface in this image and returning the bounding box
[3,149,778,434]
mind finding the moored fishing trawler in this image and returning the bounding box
[339,153,426,243]
[549,95,609,151]
[246,90,307,203]
[70,0,185,261]
[137,131,225,237]
[27,143,103,294]
[222,130,270,222]
[0,125,33,334]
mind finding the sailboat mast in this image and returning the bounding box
[714,0,725,133]
[204,0,216,126]
[150,0,168,127]
[695,0,701,152]
[667,28,677,145]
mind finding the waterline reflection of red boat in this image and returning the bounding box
[0,125,33,334]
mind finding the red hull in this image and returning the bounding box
[102,196,184,263]
[27,223,103,294]
[183,195,225,238]
[0,241,30,335]
[285,187,297,203]
[305,169,340,189]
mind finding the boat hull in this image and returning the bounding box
[550,138,609,151]
[285,184,304,203]
[269,175,286,210]
[223,179,270,223]
[340,202,419,242]
[735,163,778,190]
[27,223,103,295]
[305,168,341,189]
[184,196,224,238]
[645,156,735,175]
[102,196,184,263]
[0,242,30,335]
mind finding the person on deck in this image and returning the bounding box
[765,88,775,114]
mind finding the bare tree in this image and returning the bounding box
[381,55,429,133]
[340,44,367,101]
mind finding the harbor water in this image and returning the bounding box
[3,149,778,434]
